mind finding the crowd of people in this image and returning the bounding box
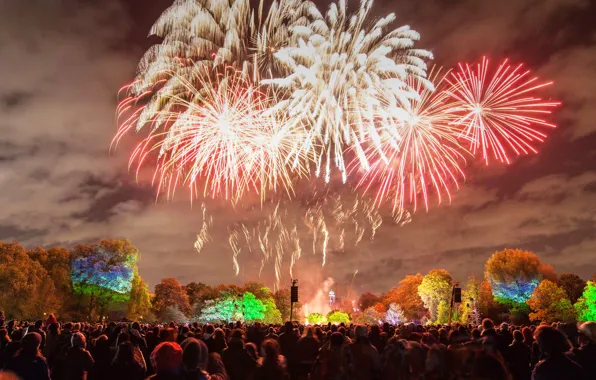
[0,313,595,380]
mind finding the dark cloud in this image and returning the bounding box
[0,0,595,298]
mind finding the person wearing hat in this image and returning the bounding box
[4,332,50,380]
[570,322,596,380]
[63,332,95,380]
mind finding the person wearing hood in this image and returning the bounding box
[4,332,50,380]
[64,332,95,380]
[221,329,257,380]
[180,338,228,380]
[569,322,596,380]
[148,341,184,380]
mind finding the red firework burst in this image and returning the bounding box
[445,57,560,164]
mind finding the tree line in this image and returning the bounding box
[1,240,595,324]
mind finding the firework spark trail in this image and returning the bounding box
[193,202,213,253]
[229,228,242,276]
[445,57,560,164]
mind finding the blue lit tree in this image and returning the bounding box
[485,249,553,314]
[71,239,138,320]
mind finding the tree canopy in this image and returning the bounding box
[383,274,427,321]
[485,249,552,307]
[559,273,586,304]
[575,281,596,322]
[418,269,452,322]
[527,280,576,323]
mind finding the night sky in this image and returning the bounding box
[1,0,595,297]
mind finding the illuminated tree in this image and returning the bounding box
[199,296,239,323]
[241,292,266,322]
[28,246,72,314]
[127,274,152,321]
[418,269,452,322]
[306,313,326,325]
[485,249,552,307]
[459,276,481,323]
[71,239,139,320]
[153,278,191,318]
[575,281,596,322]
[185,282,217,305]
[384,274,427,321]
[355,307,385,325]
[327,310,351,324]
[274,289,301,321]
[373,302,387,314]
[0,242,59,319]
[385,303,406,325]
[527,280,576,323]
[559,273,586,304]
[436,300,450,324]
[243,282,273,300]
[262,297,283,324]
[359,292,380,311]
[161,306,189,323]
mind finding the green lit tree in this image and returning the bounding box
[575,281,596,322]
[262,297,283,324]
[418,269,452,322]
[327,310,350,324]
[241,292,265,322]
[527,280,576,323]
[199,296,239,323]
[306,313,326,324]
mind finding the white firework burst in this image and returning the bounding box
[263,0,434,182]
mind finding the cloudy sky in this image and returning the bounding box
[1,0,595,298]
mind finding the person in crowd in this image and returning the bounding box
[341,325,381,380]
[252,338,289,380]
[423,344,457,380]
[531,325,586,380]
[180,337,227,380]
[91,335,112,380]
[369,325,386,354]
[221,329,257,380]
[296,326,320,378]
[26,320,46,351]
[506,330,531,380]
[3,332,50,380]
[45,314,58,327]
[148,341,184,380]
[208,328,227,355]
[312,332,344,380]
[569,321,596,380]
[64,332,95,380]
[1,330,22,368]
[380,337,409,380]
[277,322,299,377]
[521,327,534,348]
[108,341,145,380]
[468,351,512,380]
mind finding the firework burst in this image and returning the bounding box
[445,57,560,164]
[356,68,468,212]
[263,0,432,183]
[116,67,307,202]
